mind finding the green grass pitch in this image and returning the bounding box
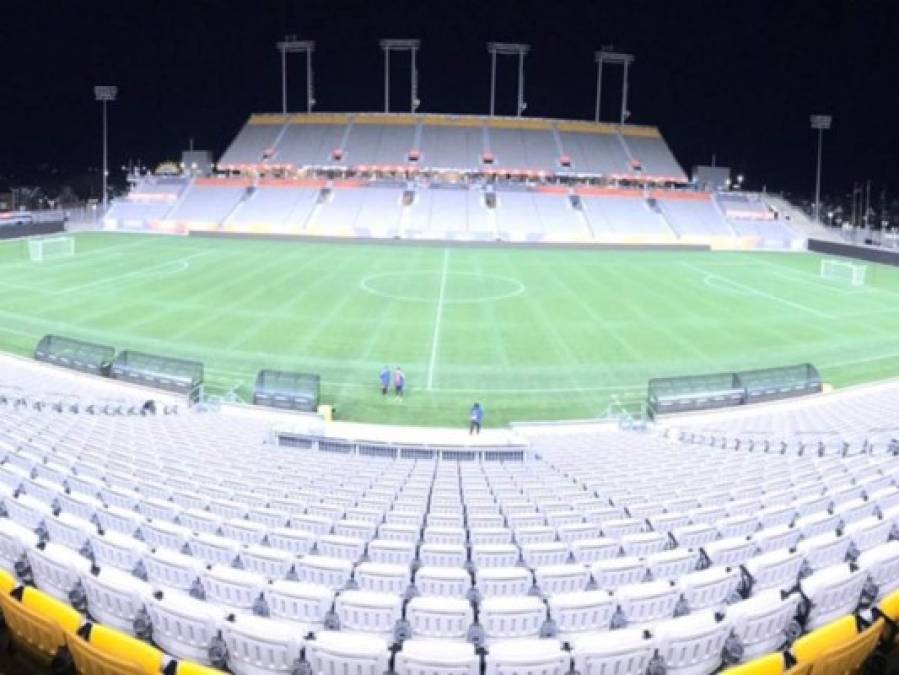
[2,231,899,427]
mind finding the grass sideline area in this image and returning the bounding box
[1,232,898,427]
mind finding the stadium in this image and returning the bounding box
[2,4,899,675]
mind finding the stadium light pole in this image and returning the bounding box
[276,36,316,114]
[810,114,832,224]
[94,86,117,212]
[379,39,421,113]
[487,43,530,116]
[594,49,634,124]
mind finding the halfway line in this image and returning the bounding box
[426,248,450,390]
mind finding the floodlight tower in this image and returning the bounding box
[487,42,530,117]
[94,85,117,212]
[594,49,634,124]
[810,114,832,223]
[276,36,316,113]
[380,39,421,113]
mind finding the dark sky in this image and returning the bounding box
[2,0,897,197]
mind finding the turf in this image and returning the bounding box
[2,232,899,427]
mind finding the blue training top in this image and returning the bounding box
[379,369,390,386]
[471,406,484,423]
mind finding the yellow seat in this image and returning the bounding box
[0,568,17,595]
[721,652,787,674]
[792,615,883,675]
[20,586,83,634]
[0,591,70,665]
[879,589,899,622]
[65,631,147,675]
[176,660,227,674]
[86,624,165,675]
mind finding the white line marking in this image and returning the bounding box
[681,262,833,319]
[426,248,450,390]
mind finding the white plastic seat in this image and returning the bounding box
[95,505,142,537]
[485,638,569,675]
[601,518,643,539]
[469,528,511,547]
[757,504,797,529]
[355,561,410,594]
[265,580,333,628]
[57,491,103,521]
[571,629,655,675]
[646,548,699,582]
[0,518,40,574]
[6,494,53,531]
[743,549,804,593]
[702,537,756,567]
[138,497,181,523]
[428,513,465,529]
[384,512,424,529]
[305,630,388,675]
[514,526,556,546]
[222,613,305,675]
[267,527,316,556]
[366,538,415,566]
[534,564,591,596]
[727,590,802,661]
[716,514,760,539]
[416,566,472,598]
[144,547,205,595]
[835,498,877,526]
[619,532,668,557]
[377,522,419,542]
[241,545,295,580]
[221,519,268,547]
[396,639,478,675]
[476,566,532,598]
[142,519,192,553]
[672,523,717,549]
[203,565,267,613]
[752,524,801,554]
[290,514,333,537]
[147,590,229,664]
[857,541,899,600]
[247,507,290,530]
[680,565,741,612]
[548,589,615,638]
[480,595,547,641]
[45,512,94,552]
[648,512,690,534]
[590,556,647,591]
[209,499,249,521]
[569,538,619,565]
[334,519,378,541]
[520,542,569,568]
[796,531,851,572]
[420,544,467,568]
[90,530,148,574]
[792,494,830,518]
[295,554,353,590]
[423,527,467,546]
[189,532,242,567]
[80,565,153,635]
[653,611,732,675]
[336,589,403,636]
[27,541,91,602]
[178,508,223,535]
[799,562,868,630]
[615,579,681,628]
[845,516,892,553]
[407,595,473,640]
[472,544,520,569]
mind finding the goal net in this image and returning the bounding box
[820,258,866,286]
[27,236,75,262]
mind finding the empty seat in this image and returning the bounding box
[590,556,647,590]
[484,638,569,675]
[267,527,315,557]
[144,548,205,595]
[727,590,802,661]
[472,544,520,569]
[646,548,699,582]
[407,595,473,640]
[45,512,95,552]
[0,518,40,574]
[424,527,466,546]
[420,544,467,568]
[240,545,295,580]
[569,538,619,565]
[752,525,801,554]
[179,508,223,535]
[265,579,333,628]
[857,541,899,601]
[796,532,851,573]
[703,537,756,567]
[601,518,643,539]
[614,579,681,628]
[142,519,192,553]
[514,526,557,546]
[653,611,733,675]
[396,639,479,675]
[672,524,718,549]
[305,630,388,675]
[95,505,143,537]
[476,566,532,598]
[845,515,892,554]
[534,564,591,596]
[81,565,153,635]
[521,542,570,568]
[221,519,268,547]
[189,532,242,567]
[680,565,741,612]
[571,629,656,675]
[619,532,668,557]
[795,511,841,539]
[336,589,403,636]
[148,592,228,664]
[548,589,615,638]
[367,538,416,565]
[416,566,472,598]
[27,541,91,603]
[90,530,148,575]
[355,562,410,595]
[799,563,868,630]
[203,565,267,613]
[742,549,804,594]
[221,613,305,675]
[480,595,547,641]
[717,515,760,539]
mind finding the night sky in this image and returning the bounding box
[2,0,897,198]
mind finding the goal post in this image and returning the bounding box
[820,258,866,286]
[27,236,75,262]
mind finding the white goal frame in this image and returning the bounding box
[27,236,75,262]
[820,258,866,286]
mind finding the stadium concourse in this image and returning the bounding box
[1,354,899,673]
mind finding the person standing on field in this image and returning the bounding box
[379,366,391,396]
[469,402,483,434]
[393,367,406,399]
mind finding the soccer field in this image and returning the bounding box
[2,232,899,427]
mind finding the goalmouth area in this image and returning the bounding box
[1,232,899,427]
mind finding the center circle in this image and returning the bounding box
[360,271,525,304]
